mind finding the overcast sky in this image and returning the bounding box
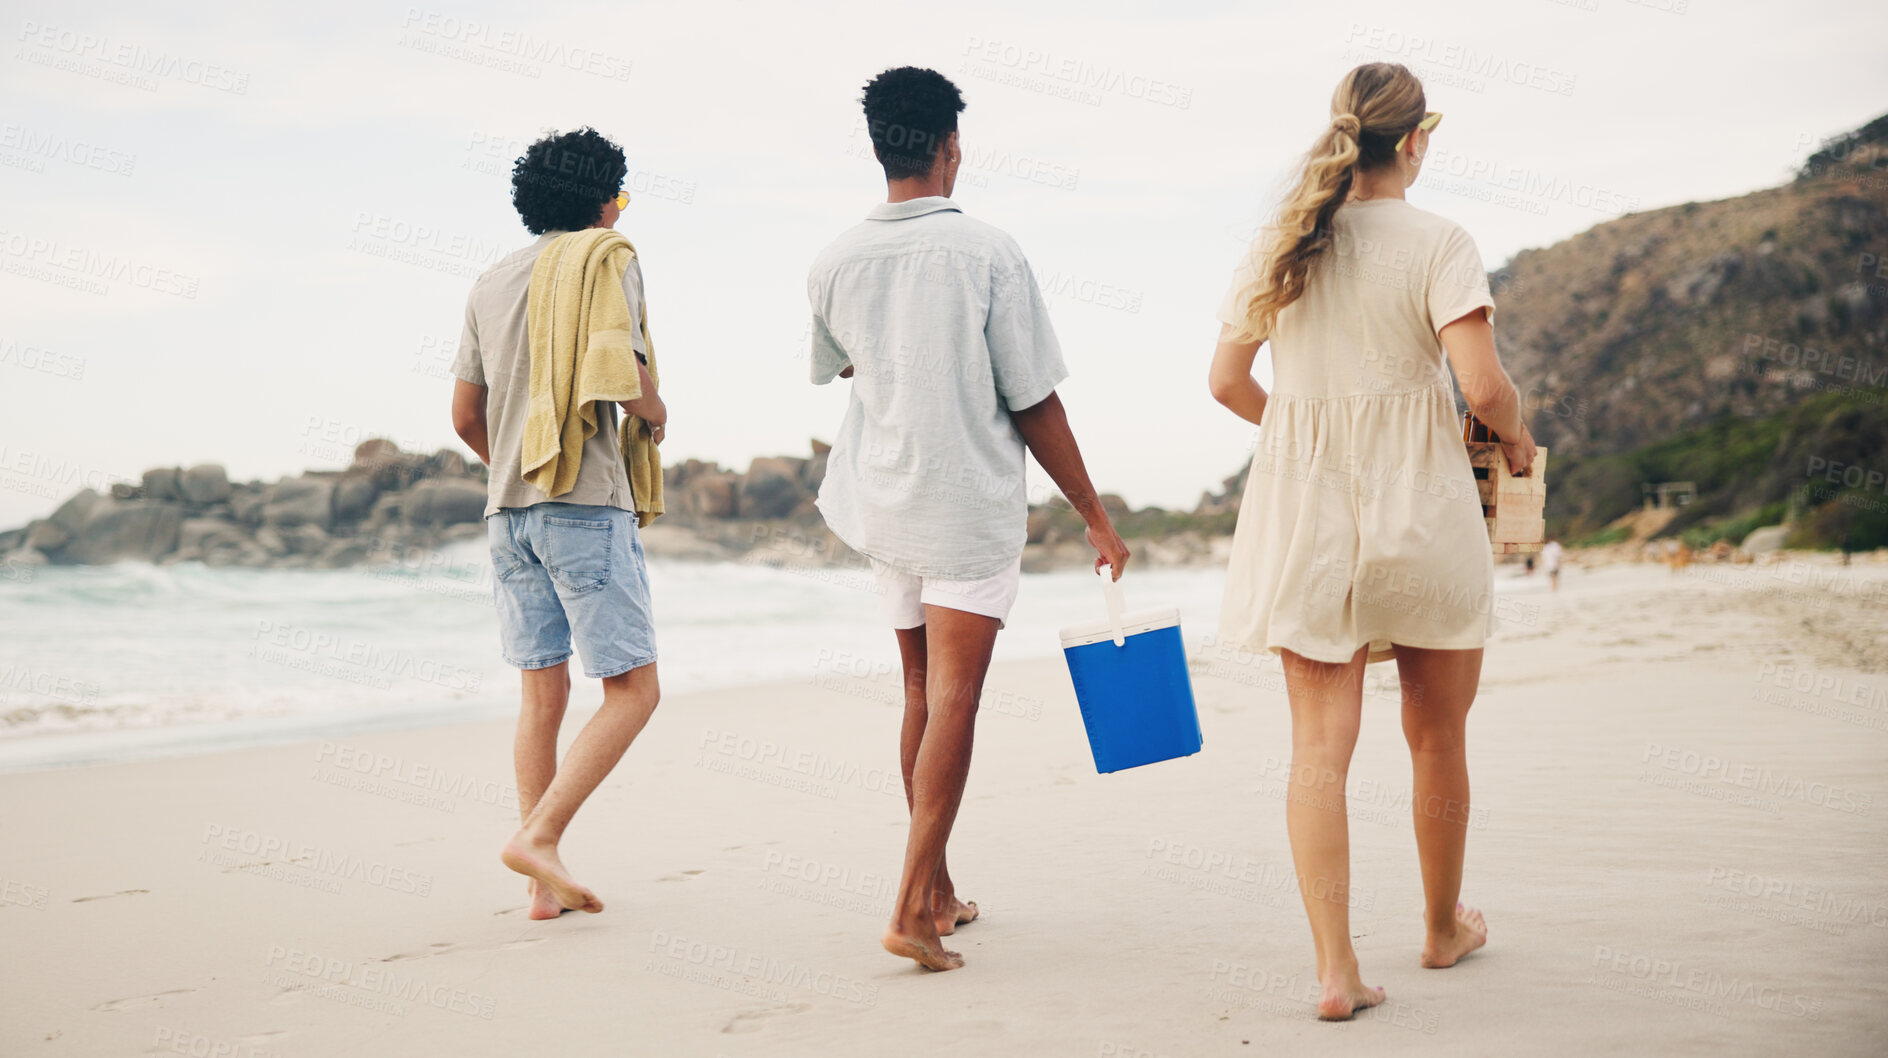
[2,0,1883,530]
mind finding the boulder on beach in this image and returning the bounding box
[64,500,183,563]
[48,489,101,535]
[740,456,811,519]
[142,467,183,503]
[179,464,232,506]
[261,477,335,530]
[672,463,740,519]
[332,472,380,522]
[404,479,487,526]
[24,519,70,553]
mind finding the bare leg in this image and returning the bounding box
[1280,646,1384,1020]
[893,626,979,937]
[515,663,572,919]
[1393,645,1489,968]
[882,606,999,971]
[501,662,661,914]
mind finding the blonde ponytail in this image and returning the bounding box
[1229,64,1427,343]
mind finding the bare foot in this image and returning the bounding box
[526,879,565,921]
[933,898,978,937]
[500,833,602,914]
[1316,971,1385,1021]
[1421,903,1488,968]
[881,923,964,972]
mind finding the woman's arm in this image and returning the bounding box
[1438,309,1536,474]
[1207,325,1268,426]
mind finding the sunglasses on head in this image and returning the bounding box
[1395,112,1443,152]
[612,191,630,210]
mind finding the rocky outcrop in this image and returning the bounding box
[179,464,232,506]
[405,479,487,527]
[261,478,335,530]
[0,440,493,570]
[738,456,812,519]
[62,500,184,564]
[2,435,1258,572]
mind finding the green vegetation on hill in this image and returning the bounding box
[1548,389,1888,551]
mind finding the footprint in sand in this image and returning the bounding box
[92,988,195,1012]
[493,938,545,951]
[381,936,545,961]
[721,1003,812,1034]
[71,889,149,902]
[380,942,459,962]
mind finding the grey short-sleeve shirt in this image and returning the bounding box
[807,197,1068,579]
[451,230,648,517]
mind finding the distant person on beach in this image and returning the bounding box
[807,67,1130,971]
[1542,538,1564,591]
[449,127,667,920]
[1207,63,1536,1019]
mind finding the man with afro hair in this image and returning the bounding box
[450,127,667,921]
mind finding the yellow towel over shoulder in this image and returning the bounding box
[520,228,664,526]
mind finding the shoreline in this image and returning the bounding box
[2,558,1884,1054]
[5,554,1883,771]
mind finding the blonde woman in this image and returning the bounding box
[1208,63,1536,1020]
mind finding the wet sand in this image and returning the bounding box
[2,559,1884,1056]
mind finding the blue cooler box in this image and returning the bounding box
[1059,572,1203,773]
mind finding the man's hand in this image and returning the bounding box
[1087,521,1130,580]
[620,359,665,437]
[650,422,666,446]
[1009,391,1131,580]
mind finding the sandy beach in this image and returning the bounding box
[2,557,1885,1056]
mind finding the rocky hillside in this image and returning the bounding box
[1489,116,1888,461]
[1513,116,1888,545]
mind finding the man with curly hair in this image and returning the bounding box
[808,67,1131,971]
[449,127,666,920]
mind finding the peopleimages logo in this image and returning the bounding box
[1592,946,1820,1018]
[1640,743,1873,814]
[1342,24,1577,96]
[959,36,1194,109]
[397,9,632,81]
[14,20,251,94]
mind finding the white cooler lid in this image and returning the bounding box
[1059,606,1181,648]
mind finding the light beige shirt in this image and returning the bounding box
[1216,198,1495,398]
[452,230,648,517]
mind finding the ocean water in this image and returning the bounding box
[0,543,1234,768]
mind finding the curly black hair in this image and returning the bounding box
[861,67,966,181]
[510,127,627,235]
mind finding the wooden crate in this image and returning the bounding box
[1463,414,1547,554]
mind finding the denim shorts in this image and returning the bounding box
[488,503,656,679]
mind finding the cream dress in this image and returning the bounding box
[1216,199,1497,664]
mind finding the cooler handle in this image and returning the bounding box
[1098,564,1127,647]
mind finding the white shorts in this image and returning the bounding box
[870,557,1022,629]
